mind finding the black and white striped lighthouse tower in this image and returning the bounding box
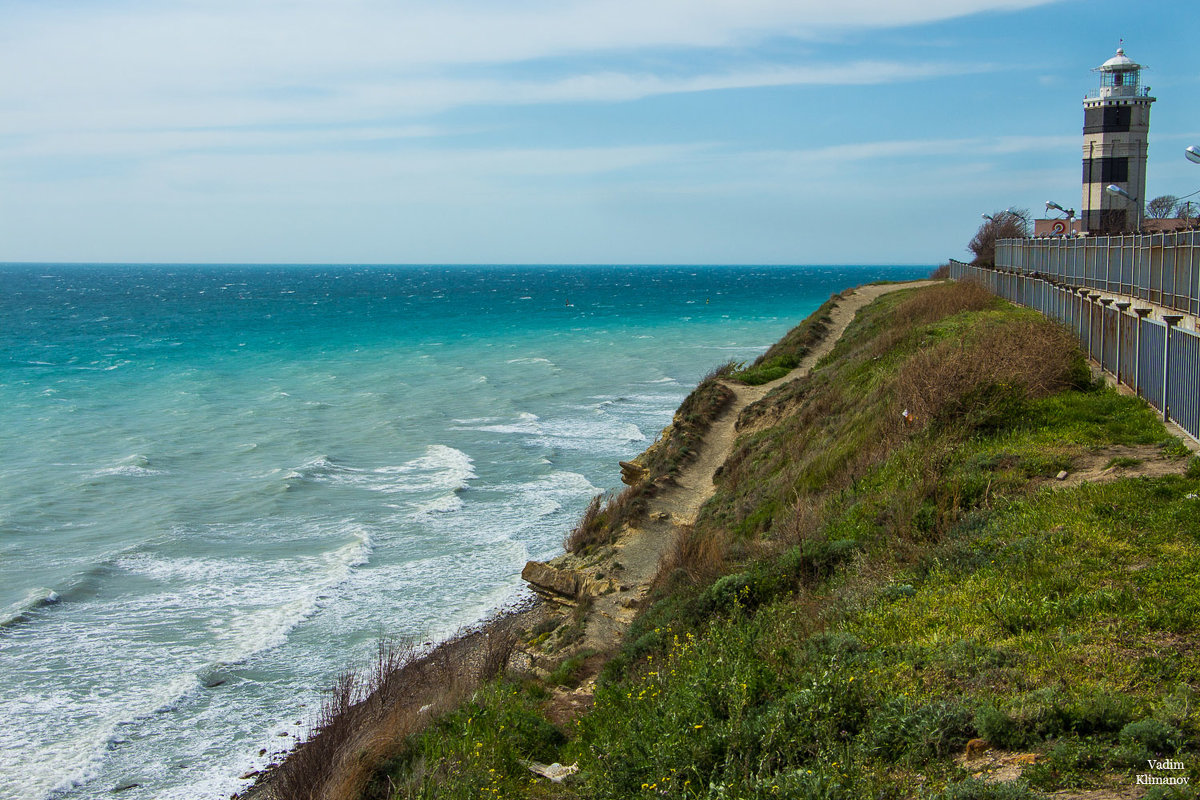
[1081,46,1155,233]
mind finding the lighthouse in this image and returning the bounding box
[1081,46,1155,233]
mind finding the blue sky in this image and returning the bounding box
[1,0,1195,264]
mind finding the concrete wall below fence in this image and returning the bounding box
[949,259,1200,442]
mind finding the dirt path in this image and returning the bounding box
[571,281,938,655]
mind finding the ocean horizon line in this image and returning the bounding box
[0,260,937,269]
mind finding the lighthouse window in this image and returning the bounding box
[1113,72,1124,86]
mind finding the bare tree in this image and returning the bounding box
[1145,195,1179,219]
[968,209,1030,266]
[1176,201,1198,224]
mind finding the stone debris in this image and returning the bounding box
[964,738,989,760]
[525,761,579,783]
[1056,470,1069,480]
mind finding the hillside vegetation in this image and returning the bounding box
[339,282,1200,800]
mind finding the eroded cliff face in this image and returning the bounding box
[521,406,689,608]
[618,418,676,486]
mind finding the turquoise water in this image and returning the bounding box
[0,264,929,799]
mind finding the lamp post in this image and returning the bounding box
[1186,146,1200,164]
[1046,201,1076,219]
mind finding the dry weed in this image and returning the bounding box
[653,524,729,590]
[891,317,1080,436]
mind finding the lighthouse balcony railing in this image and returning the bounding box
[994,231,1200,317]
[1084,86,1152,101]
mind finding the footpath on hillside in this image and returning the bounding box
[524,281,939,680]
[240,281,937,800]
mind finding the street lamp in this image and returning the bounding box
[1186,145,1200,164]
[1105,184,1136,202]
[1045,201,1075,219]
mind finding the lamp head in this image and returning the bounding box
[1105,184,1135,201]
[1186,145,1200,164]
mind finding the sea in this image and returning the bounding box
[0,263,929,800]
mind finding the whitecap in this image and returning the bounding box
[92,454,165,478]
[293,446,476,498]
[416,494,463,514]
[0,587,60,628]
[504,357,557,367]
[454,411,542,436]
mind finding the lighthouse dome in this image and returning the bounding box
[1099,48,1140,72]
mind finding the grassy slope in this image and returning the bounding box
[367,283,1200,800]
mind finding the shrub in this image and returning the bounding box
[548,650,597,687]
[864,698,976,763]
[1025,736,1112,790]
[974,705,1032,750]
[891,317,1086,437]
[937,779,1041,799]
[1061,692,1134,736]
[1119,717,1182,755]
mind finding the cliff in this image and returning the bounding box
[260,280,1200,800]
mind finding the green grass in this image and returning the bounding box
[565,471,1200,798]
[728,293,839,386]
[372,680,568,800]
[365,283,1199,800]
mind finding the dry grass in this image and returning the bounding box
[564,492,606,553]
[863,280,993,360]
[653,524,729,590]
[890,317,1083,437]
[564,486,647,554]
[264,618,520,800]
[880,280,994,347]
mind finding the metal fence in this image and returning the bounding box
[995,230,1200,316]
[949,259,1200,442]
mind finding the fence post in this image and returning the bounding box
[1099,298,1112,374]
[1133,308,1153,396]
[1162,315,1183,423]
[1115,301,1131,385]
[1086,291,1100,358]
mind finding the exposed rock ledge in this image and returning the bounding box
[521,561,582,604]
[618,460,648,486]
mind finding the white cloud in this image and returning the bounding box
[0,0,1053,136]
[0,0,1072,262]
[2,1,1059,74]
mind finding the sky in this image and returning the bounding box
[0,0,1196,265]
